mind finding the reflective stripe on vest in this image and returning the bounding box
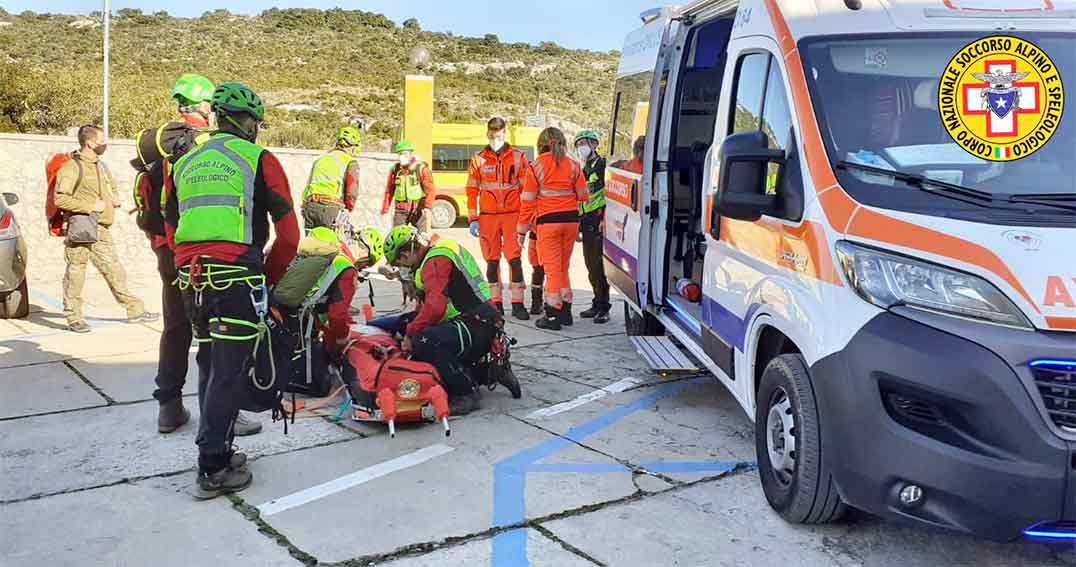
[393,163,426,202]
[303,150,352,202]
[582,165,605,213]
[172,134,260,245]
[476,150,525,192]
[521,159,581,202]
[414,239,491,323]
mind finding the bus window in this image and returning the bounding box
[432,144,475,172]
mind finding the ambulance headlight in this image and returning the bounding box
[835,241,1032,329]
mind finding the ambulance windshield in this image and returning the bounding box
[801,32,1074,217]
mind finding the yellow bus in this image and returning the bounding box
[427,123,541,228]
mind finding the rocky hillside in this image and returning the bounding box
[0,8,618,150]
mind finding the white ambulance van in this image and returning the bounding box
[605,0,1074,541]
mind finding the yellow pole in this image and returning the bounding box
[403,75,434,165]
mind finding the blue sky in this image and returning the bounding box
[2,0,674,51]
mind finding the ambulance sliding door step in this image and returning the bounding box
[631,336,699,374]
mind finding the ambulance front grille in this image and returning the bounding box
[1030,360,1076,433]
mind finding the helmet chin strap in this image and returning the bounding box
[223,114,257,142]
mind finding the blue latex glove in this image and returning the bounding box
[469,220,480,237]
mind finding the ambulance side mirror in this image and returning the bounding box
[2,193,17,206]
[714,131,782,222]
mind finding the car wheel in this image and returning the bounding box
[1,278,28,319]
[430,199,458,229]
[755,353,846,524]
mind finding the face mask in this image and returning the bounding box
[577,145,592,160]
[93,144,108,156]
[490,138,505,152]
[399,155,411,167]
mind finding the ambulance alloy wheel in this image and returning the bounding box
[755,354,846,524]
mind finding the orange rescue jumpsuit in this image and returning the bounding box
[517,153,587,310]
[466,144,530,307]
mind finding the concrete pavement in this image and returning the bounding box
[1,227,1074,566]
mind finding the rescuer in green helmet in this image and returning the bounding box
[164,81,300,500]
[301,125,364,231]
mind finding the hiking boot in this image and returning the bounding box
[535,305,562,331]
[449,392,481,416]
[233,412,262,436]
[559,302,574,327]
[193,467,253,500]
[68,320,92,333]
[529,287,543,315]
[498,366,523,399]
[593,308,611,325]
[157,398,191,434]
[228,451,248,470]
[511,302,530,321]
[130,311,161,323]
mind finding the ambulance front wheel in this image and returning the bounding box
[755,354,846,524]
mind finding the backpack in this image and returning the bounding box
[130,122,204,235]
[45,152,80,237]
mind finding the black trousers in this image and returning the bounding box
[153,246,192,403]
[183,271,262,473]
[580,210,610,308]
[410,306,498,398]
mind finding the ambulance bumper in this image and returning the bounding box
[810,312,1076,541]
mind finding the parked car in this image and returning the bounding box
[0,191,28,319]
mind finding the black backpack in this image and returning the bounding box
[129,122,205,235]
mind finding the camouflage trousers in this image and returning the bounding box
[62,225,145,324]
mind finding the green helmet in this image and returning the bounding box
[172,73,215,105]
[574,129,600,145]
[358,227,384,264]
[337,126,362,148]
[384,224,419,265]
[211,82,265,120]
[394,139,415,153]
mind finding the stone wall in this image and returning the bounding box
[1,133,397,277]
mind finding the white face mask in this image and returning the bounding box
[399,155,411,167]
[577,145,592,160]
[490,137,505,152]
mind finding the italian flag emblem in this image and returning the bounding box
[994,146,1011,159]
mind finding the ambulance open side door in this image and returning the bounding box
[604,11,677,311]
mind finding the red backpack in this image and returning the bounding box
[45,152,82,237]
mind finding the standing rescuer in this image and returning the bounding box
[574,130,610,324]
[301,126,362,231]
[132,73,260,436]
[381,139,436,231]
[517,127,588,331]
[383,225,499,415]
[466,117,531,321]
[164,82,300,499]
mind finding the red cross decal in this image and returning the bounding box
[962,59,1041,138]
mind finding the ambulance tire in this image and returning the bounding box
[624,303,663,336]
[755,354,846,524]
[0,279,28,319]
[430,198,458,229]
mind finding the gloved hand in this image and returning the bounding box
[469,220,480,237]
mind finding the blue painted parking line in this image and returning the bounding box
[491,378,755,566]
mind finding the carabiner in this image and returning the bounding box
[250,283,269,318]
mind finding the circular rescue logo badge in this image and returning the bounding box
[938,35,1064,161]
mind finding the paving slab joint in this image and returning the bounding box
[228,493,320,566]
[62,360,117,405]
[531,524,607,566]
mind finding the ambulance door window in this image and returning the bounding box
[729,53,769,135]
[759,60,803,220]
